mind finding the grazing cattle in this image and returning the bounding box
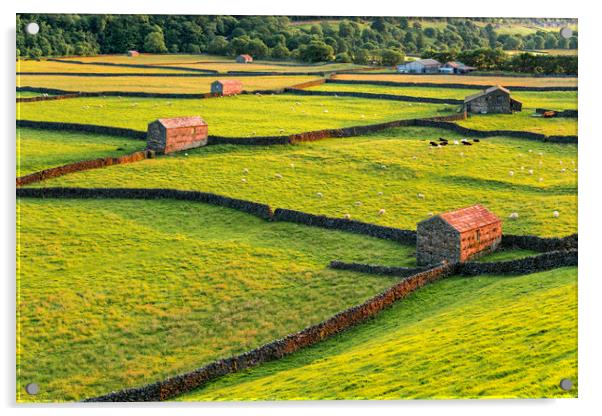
[473,138,480,142]
[440,141,448,146]
[438,137,448,142]
[462,141,472,146]
[429,141,439,147]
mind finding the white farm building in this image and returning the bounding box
[396,59,441,74]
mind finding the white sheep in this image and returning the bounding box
[360,114,365,119]
[574,168,578,173]
[561,168,566,173]
[323,109,329,113]
[243,168,249,174]
[427,212,434,217]
[241,178,247,183]
[509,212,519,219]
[559,160,563,164]
[417,193,425,199]
[377,191,383,196]
[509,171,514,177]
[521,166,525,170]
[290,163,295,168]
[354,201,363,207]
[453,140,459,145]
[412,156,417,160]
[381,165,387,169]
[184,153,189,156]
[316,192,323,198]
[539,177,544,182]
[460,152,464,157]
[344,213,351,219]
[528,169,534,175]
[553,211,560,218]
[275,173,283,179]
[378,208,386,215]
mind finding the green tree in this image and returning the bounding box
[143,31,167,53]
[380,49,405,65]
[299,40,334,62]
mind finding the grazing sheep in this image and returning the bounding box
[412,156,418,160]
[553,211,560,218]
[360,114,365,118]
[381,165,387,169]
[323,109,329,113]
[521,166,525,170]
[344,213,351,219]
[528,150,533,153]
[241,178,247,183]
[243,168,249,174]
[295,101,301,106]
[539,177,544,182]
[559,160,563,164]
[561,168,566,173]
[509,212,519,219]
[509,171,514,177]
[460,152,464,157]
[538,152,544,156]
[378,209,386,215]
[427,212,434,217]
[417,193,425,199]
[453,140,459,145]
[377,191,383,196]
[184,153,189,156]
[354,201,363,207]
[528,169,534,175]
[275,173,283,179]
[574,169,578,173]
[316,192,323,198]
[290,163,295,168]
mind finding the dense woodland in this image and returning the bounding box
[16,15,577,74]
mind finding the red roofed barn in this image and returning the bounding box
[236,54,253,63]
[416,204,502,266]
[146,116,208,154]
[211,80,243,96]
[127,50,140,57]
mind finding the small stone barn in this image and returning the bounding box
[464,85,522,114]
[127,50,140,57]
[416,204,502,266]
[211,80,243,96]
[236,54,253,63]
[146,116,208,154]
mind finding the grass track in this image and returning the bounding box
[177,266,577,401]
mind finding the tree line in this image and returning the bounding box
[16,15,577,73]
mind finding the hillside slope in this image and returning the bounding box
[178,267,577,400]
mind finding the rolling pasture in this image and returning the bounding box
[179,267,577,400]
[16,54,578,402]
[17,95,445,137]
[331,73,578,88]
[33,127,577,237]
[17,59,193,74]
[17,198,410,402]
[17,74,323,94]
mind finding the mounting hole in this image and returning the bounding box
[25,383,39,395]
[560,27,573,39]
[25,22,40,35]
[559,378,573,391]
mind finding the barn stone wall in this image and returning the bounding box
[146,122,209,154]
[459,222,502,262]
[416,216,460,266]
[466,89,512,114]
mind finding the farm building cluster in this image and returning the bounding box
[396,59,475,74]
[416,204,502,266]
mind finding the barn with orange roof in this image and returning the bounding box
[416,204,502,266]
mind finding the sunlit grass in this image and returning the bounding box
[17,128,145,176]
[16,197,413,402]
[31,127,577,237]
[17,59,191,74]
[17,95,445,137]
[178,267,577,401]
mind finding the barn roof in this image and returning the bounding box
[415,58,441,67]
[464,85,511,103]
[212,79,243,86]
[238,54,253,60]
[438,204,501,233]
[155,116,206,129]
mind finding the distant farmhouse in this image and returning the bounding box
[211,80,243,96]
[439,61,476,74]
[236,54,253,63]
[127,50,140,57]
[396,58,441,74]
[464,86,523,114]
[416,204,502,266]
[146,116,208,154]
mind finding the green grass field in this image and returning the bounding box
[16,95,445,137]
[458,111,577,136]
[178,266,577,401]
[17,59,193,74]
[310,83,578,110]
[17,128,145,176]
[16,74,322,94]
[332,73,578,88]
[16,90,49,98]
[29,127,577,237]
[16,197,418,402]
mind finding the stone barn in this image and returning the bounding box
[127,50,140,57]
[416,204,502,266]
[463,86,522,114]
[236,54,253,63]
[396,59,441,74]
[146,116,208,154]
[211,80,243,96]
